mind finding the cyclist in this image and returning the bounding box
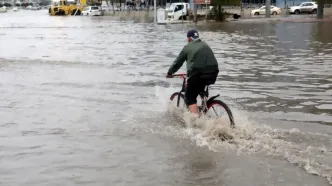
[166,29,219,116]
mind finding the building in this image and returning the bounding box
[1,0,41,5]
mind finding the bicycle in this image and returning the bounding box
[167,73,235,128]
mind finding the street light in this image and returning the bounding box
[205,0,208,21]
[265,0,271,18]
[154,0,156,22]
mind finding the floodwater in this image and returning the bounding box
[0,10,332,186]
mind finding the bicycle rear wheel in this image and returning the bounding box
[205,100,235,128]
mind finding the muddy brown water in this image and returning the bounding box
[0,10,331,186]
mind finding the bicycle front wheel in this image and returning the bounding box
[205,100,235,128]
[169,92,187,112]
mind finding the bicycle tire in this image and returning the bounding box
[206,100,235,128]
[169,92,186,108]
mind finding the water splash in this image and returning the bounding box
[153,82,332,184]
[166,103,332,184]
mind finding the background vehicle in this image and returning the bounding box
[288,2,317,14]
[29,5,42,10]
[82,6,101,16]
[49,0,86,16]
[167,2,189,20]
[251,5,282,15]
[0,6,7,13]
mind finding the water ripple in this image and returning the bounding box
[0,10,331,186]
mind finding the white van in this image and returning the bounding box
[82,6,101,16]
[167,3,189,20]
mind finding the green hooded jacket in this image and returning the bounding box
[167,39,219,79]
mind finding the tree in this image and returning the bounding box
[212,0,240,6]
[210,0,240,21]
[314,0,332,19]
[4,3,12,7]
[87,0,102,5]
[110,0,115,13]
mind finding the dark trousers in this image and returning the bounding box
[184,71,219,106]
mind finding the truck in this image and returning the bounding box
[48,0,87,16]
[166,2,190,20]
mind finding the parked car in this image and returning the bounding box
[82,6,102,16]
[251,5,282,15]
[288,2,317,14]
[0,6,7,13]
[31,6,42,10]
[26,5,41,10]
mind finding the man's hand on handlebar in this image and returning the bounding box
[166,73,173,78]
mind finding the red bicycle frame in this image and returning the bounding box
[168,73,210,112]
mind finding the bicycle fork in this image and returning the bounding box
[176,93,181,107]
[198,96,208,113]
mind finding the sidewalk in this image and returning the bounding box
[227,13,332,23]
[221,7,332,19]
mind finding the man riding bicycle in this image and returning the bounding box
[166,29,219,116]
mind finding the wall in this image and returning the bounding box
[103,10,155,22]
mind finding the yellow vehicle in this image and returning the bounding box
[49,0,87,16]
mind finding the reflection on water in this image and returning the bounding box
[0,10,331,185]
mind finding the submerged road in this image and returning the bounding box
[0,10,331,186]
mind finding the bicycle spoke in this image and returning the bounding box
[205,100,233,127]
[211,106,219,116]
[209,105,225,117]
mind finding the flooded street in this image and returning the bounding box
[0,10,332,186]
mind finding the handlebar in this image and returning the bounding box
[167,73,186,80]
[171,73,186,77]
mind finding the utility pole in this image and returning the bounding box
[265,0,271,18]
[190,0,193,12]
[205,0,207,21]
[154,0,156,22]
[240,0,243,16]
[284,0,287,17]
[317,0,324,19]
[193,4,197,23]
